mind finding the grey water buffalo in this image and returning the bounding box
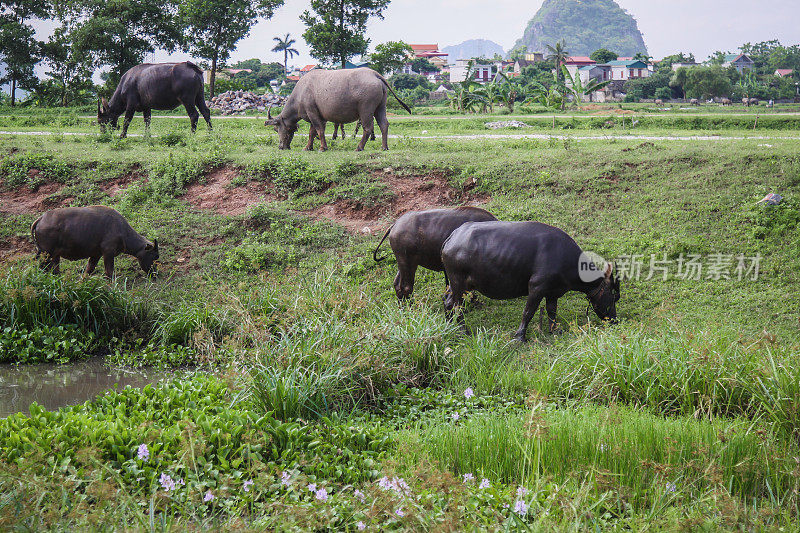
[742,97,751,106]
[373,207,498,300]
[315,120,374,147]
[749,98,760,106]
[98,62,211,138]
[690,98,700,106]
[655,99,664,106]
[265,67,411,151]
[441,221,620,341]
[32,206,159,278]
[721,98,732,106]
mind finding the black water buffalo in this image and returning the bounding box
[265,67,411,151]
[374,207,498,300]
[98,62,211,138]
[32,206,159,278]
[441,221,620,341]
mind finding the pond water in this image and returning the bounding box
[0,358,182,418]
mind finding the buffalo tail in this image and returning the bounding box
[30,216,43,259]
[373,224,394,262]
[378,74,412,114]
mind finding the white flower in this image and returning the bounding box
[464,387,475,399]
[513,499,528,516]
[479,478,490,489]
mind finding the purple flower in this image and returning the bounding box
[243,480,254,492]
[516,486,528,497]
[666,482,677,493]
[354,489,366,502]
[159,473,176,492]
[357,521,366,531]
[479,478,490,489]
[315,488,328,501]
[203,490,214,502]
[377,476,410,496]
[395,508,404,517]
[463,473,474,483]
[451,412,460,421]
[513,500,528,516]
[136,443,149,461]
[308,483,317,493]
[464,387,475,399]
[281,471,291,487]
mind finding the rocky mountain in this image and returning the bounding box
[442,39,505,61]
[512,0,647,57]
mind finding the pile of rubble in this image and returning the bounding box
[207,91,286,115]
[485,120,532,129]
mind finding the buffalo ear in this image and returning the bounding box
[604,263,612,279]
[101,97,109,113]
[144,243,154,251]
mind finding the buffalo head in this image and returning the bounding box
[136,239,159,275]
[97,98,117,131]
[265,106,296,150]
[588,263,620,323]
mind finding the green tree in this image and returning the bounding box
[0,17,39,105]
[40,25,95,106]
[271,33,298,74]
[70,0,182,90]
[546,40,569,81]
[180,0,285,97]
[562,65,610,106]
[669,67,689,99]
[684,65,732,99]
[658,52,695,71]
[301,0,391,69]
[590,48,617,64]
[369,41,412,75]
[409,57,439,74]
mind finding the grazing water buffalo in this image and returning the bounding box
[373,207,498,300]
[32,206,159,278]
[265,67,411,152]
[98,62,211,138]
[749,98,760,106]
[742,97,751,106]
[690,98,700,106]
[441,221,620,341]
[721,98,732,106]
[655,99,664,106]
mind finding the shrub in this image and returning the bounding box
[0,152,73,188]
[0,324,95,364]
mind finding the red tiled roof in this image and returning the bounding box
[565,56,595,64]
[775,69,793,76]
[301,65,317,71]
[410,44,439,51]
[286,75,300,81]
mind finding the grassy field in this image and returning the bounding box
[0,106,799,530]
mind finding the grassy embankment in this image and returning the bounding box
[0,109,799,530]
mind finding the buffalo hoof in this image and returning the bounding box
[513,334,527,343]
[319,147,327,152]
[355,148,365,152]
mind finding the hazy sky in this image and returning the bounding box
[32,0,800,70]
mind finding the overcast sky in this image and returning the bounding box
[32,0,800,71]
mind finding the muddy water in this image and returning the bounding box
[0,358,183,417]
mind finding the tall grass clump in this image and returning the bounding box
[532,322,800,438]
[418,404,800,510]
[0,267,156,339]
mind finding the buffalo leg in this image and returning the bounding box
[443,279,468,332]
[103,254,115,279]
[121,108,135,138]
[42,255,60,274]
[183,102,200,133]
[305,129,316,151]
[514,290,544,342]
[375,103,390,151]
[143,109,151,133]
[315,122,328,152]
[394,260,417,301]
[353,120,360,139]
[545,297,561,334]
[85,256,100,276]
[356,116,375,151]
[196,94,212,131]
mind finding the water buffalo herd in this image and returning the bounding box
[32,203,619,340]
[98,62,409,151]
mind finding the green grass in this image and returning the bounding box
[1,108,799,530]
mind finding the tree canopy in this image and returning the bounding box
[301,0,390,68]
[369,41,412,75]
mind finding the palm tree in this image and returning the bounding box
[561,66,611,107]
[546,40,569,82]
[272,33,299,74]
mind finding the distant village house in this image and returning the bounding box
[722,54,754,74]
